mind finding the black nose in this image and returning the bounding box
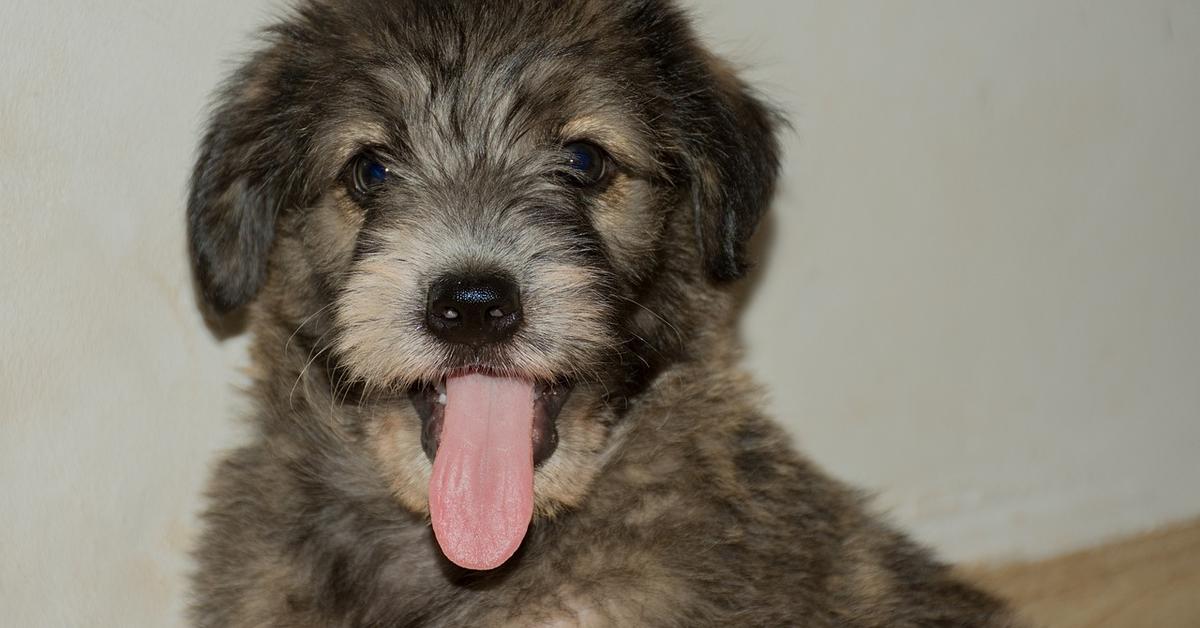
[426,274,522,345]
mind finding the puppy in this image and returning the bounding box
[188,1,1020,625]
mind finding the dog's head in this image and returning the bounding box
[189,0,778,571]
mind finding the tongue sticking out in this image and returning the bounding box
[429,372,536,571]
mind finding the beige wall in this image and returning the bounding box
[2,1,1198,625]
[693,0,1200,562]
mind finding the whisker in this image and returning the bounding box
[284,301,338,355]
[289,329,334,408]
[616,294,685,348]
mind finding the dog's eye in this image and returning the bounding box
[346,153,390,202]
[562,142,609,187]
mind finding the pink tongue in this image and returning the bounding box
[429,372,536,570]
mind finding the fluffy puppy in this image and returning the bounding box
[187,1,1020,626]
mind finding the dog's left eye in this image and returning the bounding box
[346,153,390,202]
[562,142,609,187]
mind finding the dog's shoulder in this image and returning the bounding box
[541,360,1022,626]
[193,370,1018,627]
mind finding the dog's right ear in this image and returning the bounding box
[188,153,277,314]
[187,69,283,314]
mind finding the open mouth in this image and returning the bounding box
[407,371,571,572]
[408,375,570,466]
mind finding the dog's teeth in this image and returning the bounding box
[437,392,447,405]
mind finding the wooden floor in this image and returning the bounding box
[964,519,1200,628]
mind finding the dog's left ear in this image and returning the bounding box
[682,54,781,282]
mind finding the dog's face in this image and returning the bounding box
[189,0,777,570]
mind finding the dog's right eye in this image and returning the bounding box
[345,154,390,202]
[562,141,610,188]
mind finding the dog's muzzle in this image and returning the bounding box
[408,272,574,571]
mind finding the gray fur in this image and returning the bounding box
[188,1,1021,625]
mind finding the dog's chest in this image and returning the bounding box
[363,520,693,627]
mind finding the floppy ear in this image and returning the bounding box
[683,55,781,282]
[187,64,285,314]
[188,149,277,313]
